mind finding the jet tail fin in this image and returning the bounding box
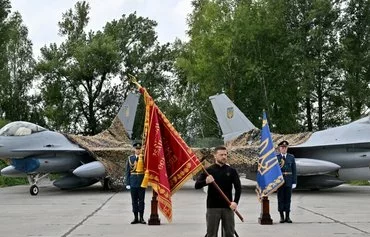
[209,93,256,142]
[117,92,140,139]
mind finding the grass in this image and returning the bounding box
[0,176,28,187]
[347,180,370,186]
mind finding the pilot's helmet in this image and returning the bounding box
[278,140,289,147]
[133,142,142,149]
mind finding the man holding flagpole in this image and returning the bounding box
[195,146,241,237]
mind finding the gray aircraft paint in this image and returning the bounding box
[0,92,140,195]
[210,93,370,189]
[117,92,140,139]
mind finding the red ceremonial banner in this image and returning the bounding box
[139,87,202,222]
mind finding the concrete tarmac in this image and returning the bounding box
[0,180,370,237]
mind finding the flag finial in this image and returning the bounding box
[128,74,142,89]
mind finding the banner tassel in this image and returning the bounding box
[141,170,149,188]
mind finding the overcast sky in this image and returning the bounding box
[10,0,192,58]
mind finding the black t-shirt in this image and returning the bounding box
[195,163,241,208]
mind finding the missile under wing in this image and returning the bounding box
[0,92,140,195]
[210,93,370,189]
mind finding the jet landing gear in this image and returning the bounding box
[27,173,49,196]
[30,184,39,195]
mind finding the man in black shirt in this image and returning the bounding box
[195,146,241,237]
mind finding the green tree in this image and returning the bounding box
[233,0,301,133]
[179,0,351,134]
[0,0,10,73]
[37,1,175,137]
[177,0,246,138]
[102,12,179,139]
[340,0,370,120]
[0,0,11,121]
[285,0,343,131]
[0,2,37,124]
[0,12,36,121]
[37,1,121,134]
[178,0,301,134]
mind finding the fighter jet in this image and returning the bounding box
[210,93,370,190]
[0,92,140,195]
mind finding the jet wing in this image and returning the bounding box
[293,141,370,149]
[293,116,370,148]
[11,147,86,152]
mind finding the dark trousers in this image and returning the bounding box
[206,208,235,237]
[130,187,145,213]
[277,186,292,212]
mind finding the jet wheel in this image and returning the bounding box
[30,185,39,196]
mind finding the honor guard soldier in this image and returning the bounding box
[125,142,146,224]
[276,140,297,223]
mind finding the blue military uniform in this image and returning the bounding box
[276,140,297,223]
[125,142,146,224]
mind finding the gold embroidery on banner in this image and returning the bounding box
[256,175,285,201]
[258,138,279,175]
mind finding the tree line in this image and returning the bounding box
[0,0,369,143]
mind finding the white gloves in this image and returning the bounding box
[292,184,296,189]
[126,185,131,190]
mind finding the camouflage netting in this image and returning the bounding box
[193,129,313,177]
[65,116,133,187]
[64,118,313,188]
[229,128,313,148]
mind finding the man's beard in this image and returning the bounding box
[216,159,226,165]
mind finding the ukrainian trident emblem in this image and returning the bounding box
[226,107,234,119]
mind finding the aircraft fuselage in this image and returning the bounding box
[291,146,370,169]
[0,130,85,159]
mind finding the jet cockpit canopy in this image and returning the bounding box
[0,121,48,136]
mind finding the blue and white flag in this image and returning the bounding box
[256,111,284,200]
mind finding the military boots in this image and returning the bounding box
[279,212,285,223]
[131,212,139,224]
[285,212,292,223]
